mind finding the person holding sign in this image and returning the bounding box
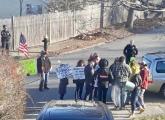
[56,64,71,100]
[73,60,85,100]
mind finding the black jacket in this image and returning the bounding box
[37,56,42,74]
[95,67,112,88]
[1,30,11,42]
[84,64,94,85]
[130,74,142,88]
[123,44,138,57]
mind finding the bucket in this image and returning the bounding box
[125,81,135,91]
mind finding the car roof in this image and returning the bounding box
[37,100,113,120]
[143,51,165,62]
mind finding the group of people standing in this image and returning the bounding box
[37,40,150,118]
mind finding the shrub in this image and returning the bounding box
[0,56,26,120]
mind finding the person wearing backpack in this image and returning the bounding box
[113,56,132,109]
[109,58,120,108]
[94,58,112,104]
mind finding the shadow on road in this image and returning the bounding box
[145,91,165,103]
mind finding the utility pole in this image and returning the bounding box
[19,0,24,16]
[100,0,104,30]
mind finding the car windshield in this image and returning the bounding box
[156,61,165,73]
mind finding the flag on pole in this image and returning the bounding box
[18,33,29,57]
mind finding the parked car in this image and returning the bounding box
[37,100,114,120]
[143,52,165,99]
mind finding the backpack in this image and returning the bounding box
[115,64,127,80]
[98,68,109,82]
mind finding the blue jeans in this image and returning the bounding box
[98,85,108,103]
[39,73,48,89]
[131,87,141,113]
[120,82,127,109]
[84,84,94,101]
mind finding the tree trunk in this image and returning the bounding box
[100,0,104,30]
[125,8,134,29]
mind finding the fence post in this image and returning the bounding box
[11,16,15,50]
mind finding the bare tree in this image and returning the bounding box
[46,0,103,12]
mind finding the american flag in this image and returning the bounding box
[18,33,29,57]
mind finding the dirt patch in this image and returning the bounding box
[22,26,133,58]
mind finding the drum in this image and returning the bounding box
[125,81,135,91]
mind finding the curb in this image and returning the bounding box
[60,42,105,55]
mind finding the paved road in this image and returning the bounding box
[24,27,165,120]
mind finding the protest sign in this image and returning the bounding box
[19,59,37,76]
[56,64,72,79]
[72,67,85,80]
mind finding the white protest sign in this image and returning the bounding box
[72,67,85,80]
[55,64,72,79]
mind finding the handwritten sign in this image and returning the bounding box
[19,59,37,76]
[72,67,85,80]
[55,64,72,79]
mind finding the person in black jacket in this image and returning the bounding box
[42,35,49,53]
[94,58,112,104]
[1,25,11,55]
[123,40,138,64]
[37,50,51,91]
[84,58,95,101]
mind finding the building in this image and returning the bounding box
[0,0,48,19]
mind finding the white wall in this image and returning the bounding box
[0,0,47,19]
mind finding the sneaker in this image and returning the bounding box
[139,108,144,114]
[142,105,145,109]
[129,113,135,118]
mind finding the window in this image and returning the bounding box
[156,61,165,73]
[26,4,42,15]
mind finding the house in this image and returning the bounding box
[0,0,48,19]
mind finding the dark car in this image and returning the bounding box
[37,100,114,120]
